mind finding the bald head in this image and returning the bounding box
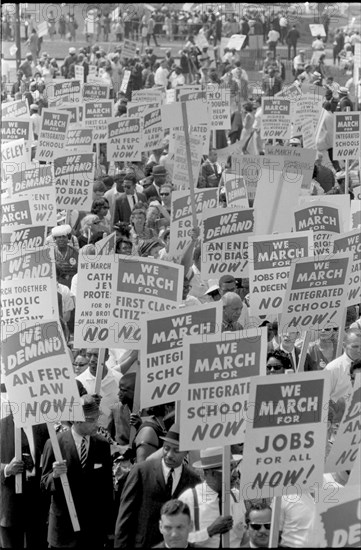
[222,292,243,325]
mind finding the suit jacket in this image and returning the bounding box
[266,343,315,372]
[113,191,147,225]
[201,159,222,187]
[41,429,113,548]
[114,457,201,548]
[261,76,283,96]
[143,183,162,202]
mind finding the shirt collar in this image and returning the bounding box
[161,458,183,478]
[71,427,89,446]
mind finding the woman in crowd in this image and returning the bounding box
[129,206,156,253]
[91,197,111,235]
[77,214,103,248]
[308,328,338,370]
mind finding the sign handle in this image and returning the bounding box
[222,445,231,548]
[336,308,347,357]
[297,331,312,373]
[269,496,282,547]
[129,361,141,446]
[266,172,283,234]
[181,101,198,228]
[47,423,80,532]
[15,427,22,494]
[94,348,106,396]
[345,159,349,194]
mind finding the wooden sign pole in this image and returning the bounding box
[14,427,22,494]
[94,348,106,396]
[181,101,198,228]
[269,496,282,547]
[297,331,312,373]
[129,362,141,446]
[47,423,80,532]
[336,308,347,358]
[222,445,231,548]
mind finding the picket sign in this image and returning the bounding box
[47,423,80,531]
[94,348,106,395]
[222,445,231,548]
[269,497,282,548]
[15,427,22,494]
[181,101,197,228]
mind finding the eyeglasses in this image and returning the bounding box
[249,523,271,531]
[160,192,170,196]
[266,363,283,371]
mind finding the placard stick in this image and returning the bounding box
[181,101,197,228]
[222,445,231,548]
[175,401,181,424]
[269,496,282,548]
[47,423,80,532]
[15,427,22,494]
[336,308,347,357]
[345,159,349,194]
[266,172,283,234]
[297,331,312,373]
[94,348,106,395]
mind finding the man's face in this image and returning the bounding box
[208,150,217,163]
[219,281,238,297]
[281,330,299,348]
[159,513,192,549]
[163,443,187,469]
[54,235,68,248]
[118,241,132,255]
[345,333,361,361]
[73,352,89,376]
[86,349,99,376]
[154,173,167,186]
[123,180,136,195]
[248,508,272,548]
[118,379,134,406]
[224,300,243,324]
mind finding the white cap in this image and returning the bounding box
[52,224,71,237]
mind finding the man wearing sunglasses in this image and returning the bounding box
[245,503,272,548]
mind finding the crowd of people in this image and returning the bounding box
[1,5,361,549]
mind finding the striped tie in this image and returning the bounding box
[80,436,87,469]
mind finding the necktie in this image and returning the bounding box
[132,195,136,207]
[166,468,174,498]
[213,164,218,176]
[80,436,87,469]
[288,352,295,371]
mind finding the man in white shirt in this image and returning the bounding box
[179,447,246,548]
[155,59,169,88]
[267,27,280,54]
[293,49,306,76]
[325,328,361,403]
[169,66,185,88]
[76,348,122,428]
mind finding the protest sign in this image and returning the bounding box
[298,195,350,233]
[1,138,29,184]
[206,84,231,130]
[280,253,352,331]
[120,69,131,95]
[58,103,83,126]
[93,232,117,256]
[223,172,248,208]
[47,80,82,105]
[1,225,46,260]
[161,99,208,128]
[302,119,316,149]
[227,34,246,50]
[274,81,302,102]
[1,245,56,282]
[294,200,345,255]
[86,75,106,85]
[248,231,314,318]
[65,127,93,153]
[309,23,326,37]
[140,302,223,408]
[132,88,165,104]
[201,207,254,279]
[74,255,183,349]
[2,99,30,119]
[74,65,84,82]
[165,89,176,104]
[88,65,97,77]
[325,375,360,474]
[350,200,361,230]
[333,229,361,307]
[178,89,205,103]
[10,164,56,226]
[169,122,210,156]
[333,112,361,160]
[127,101,160,118]
[239,371,330,499]
[265,145,317,194]
[1,320,84,428]
[171,131,203,190]
[35,109,70,162]
[261,98,291,140]
[313,483,360,547]
[179,328,267,450]
[1,196,52,228]
[37,20,48,37]
[140,108,164,152]
[291,93,324,136]
[122,39,138,60]
[108,117,141,162]
[169,188,218,263]
[1,278,55,326]
[84,101,113,143]
[83,83,109,100]
[1,118,32,144]
[53,153,95,211]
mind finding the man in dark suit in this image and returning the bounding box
[113,173,147,226]
[143,165,168,202]
[114,424,201,548]
[201,148,222,187]
[40,395,113,549]
[153,500,196,548]
[266,329,314,371]
[261,68,282,96]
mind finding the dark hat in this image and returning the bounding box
[82,395,100,418]
[152,165,167,176]
[159,423,180,446]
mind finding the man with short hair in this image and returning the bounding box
[154,59,169,88]
[293,49,306,77]
[179,447,246,548]
[286,25,300,60]
[114,424,201,548]
[113,173,147,225]
[325,329,361,403]
[221,292,244,331]
[201,149,222,187]
[144,165,167,201]
[154,500,195,548]
[262,67,282,96]
[245,502,272,547]
[276,329,314,372]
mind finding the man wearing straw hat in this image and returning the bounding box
[178,447,246,548]
[114,424,201,548]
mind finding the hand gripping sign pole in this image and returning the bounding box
[47,423,80,532]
